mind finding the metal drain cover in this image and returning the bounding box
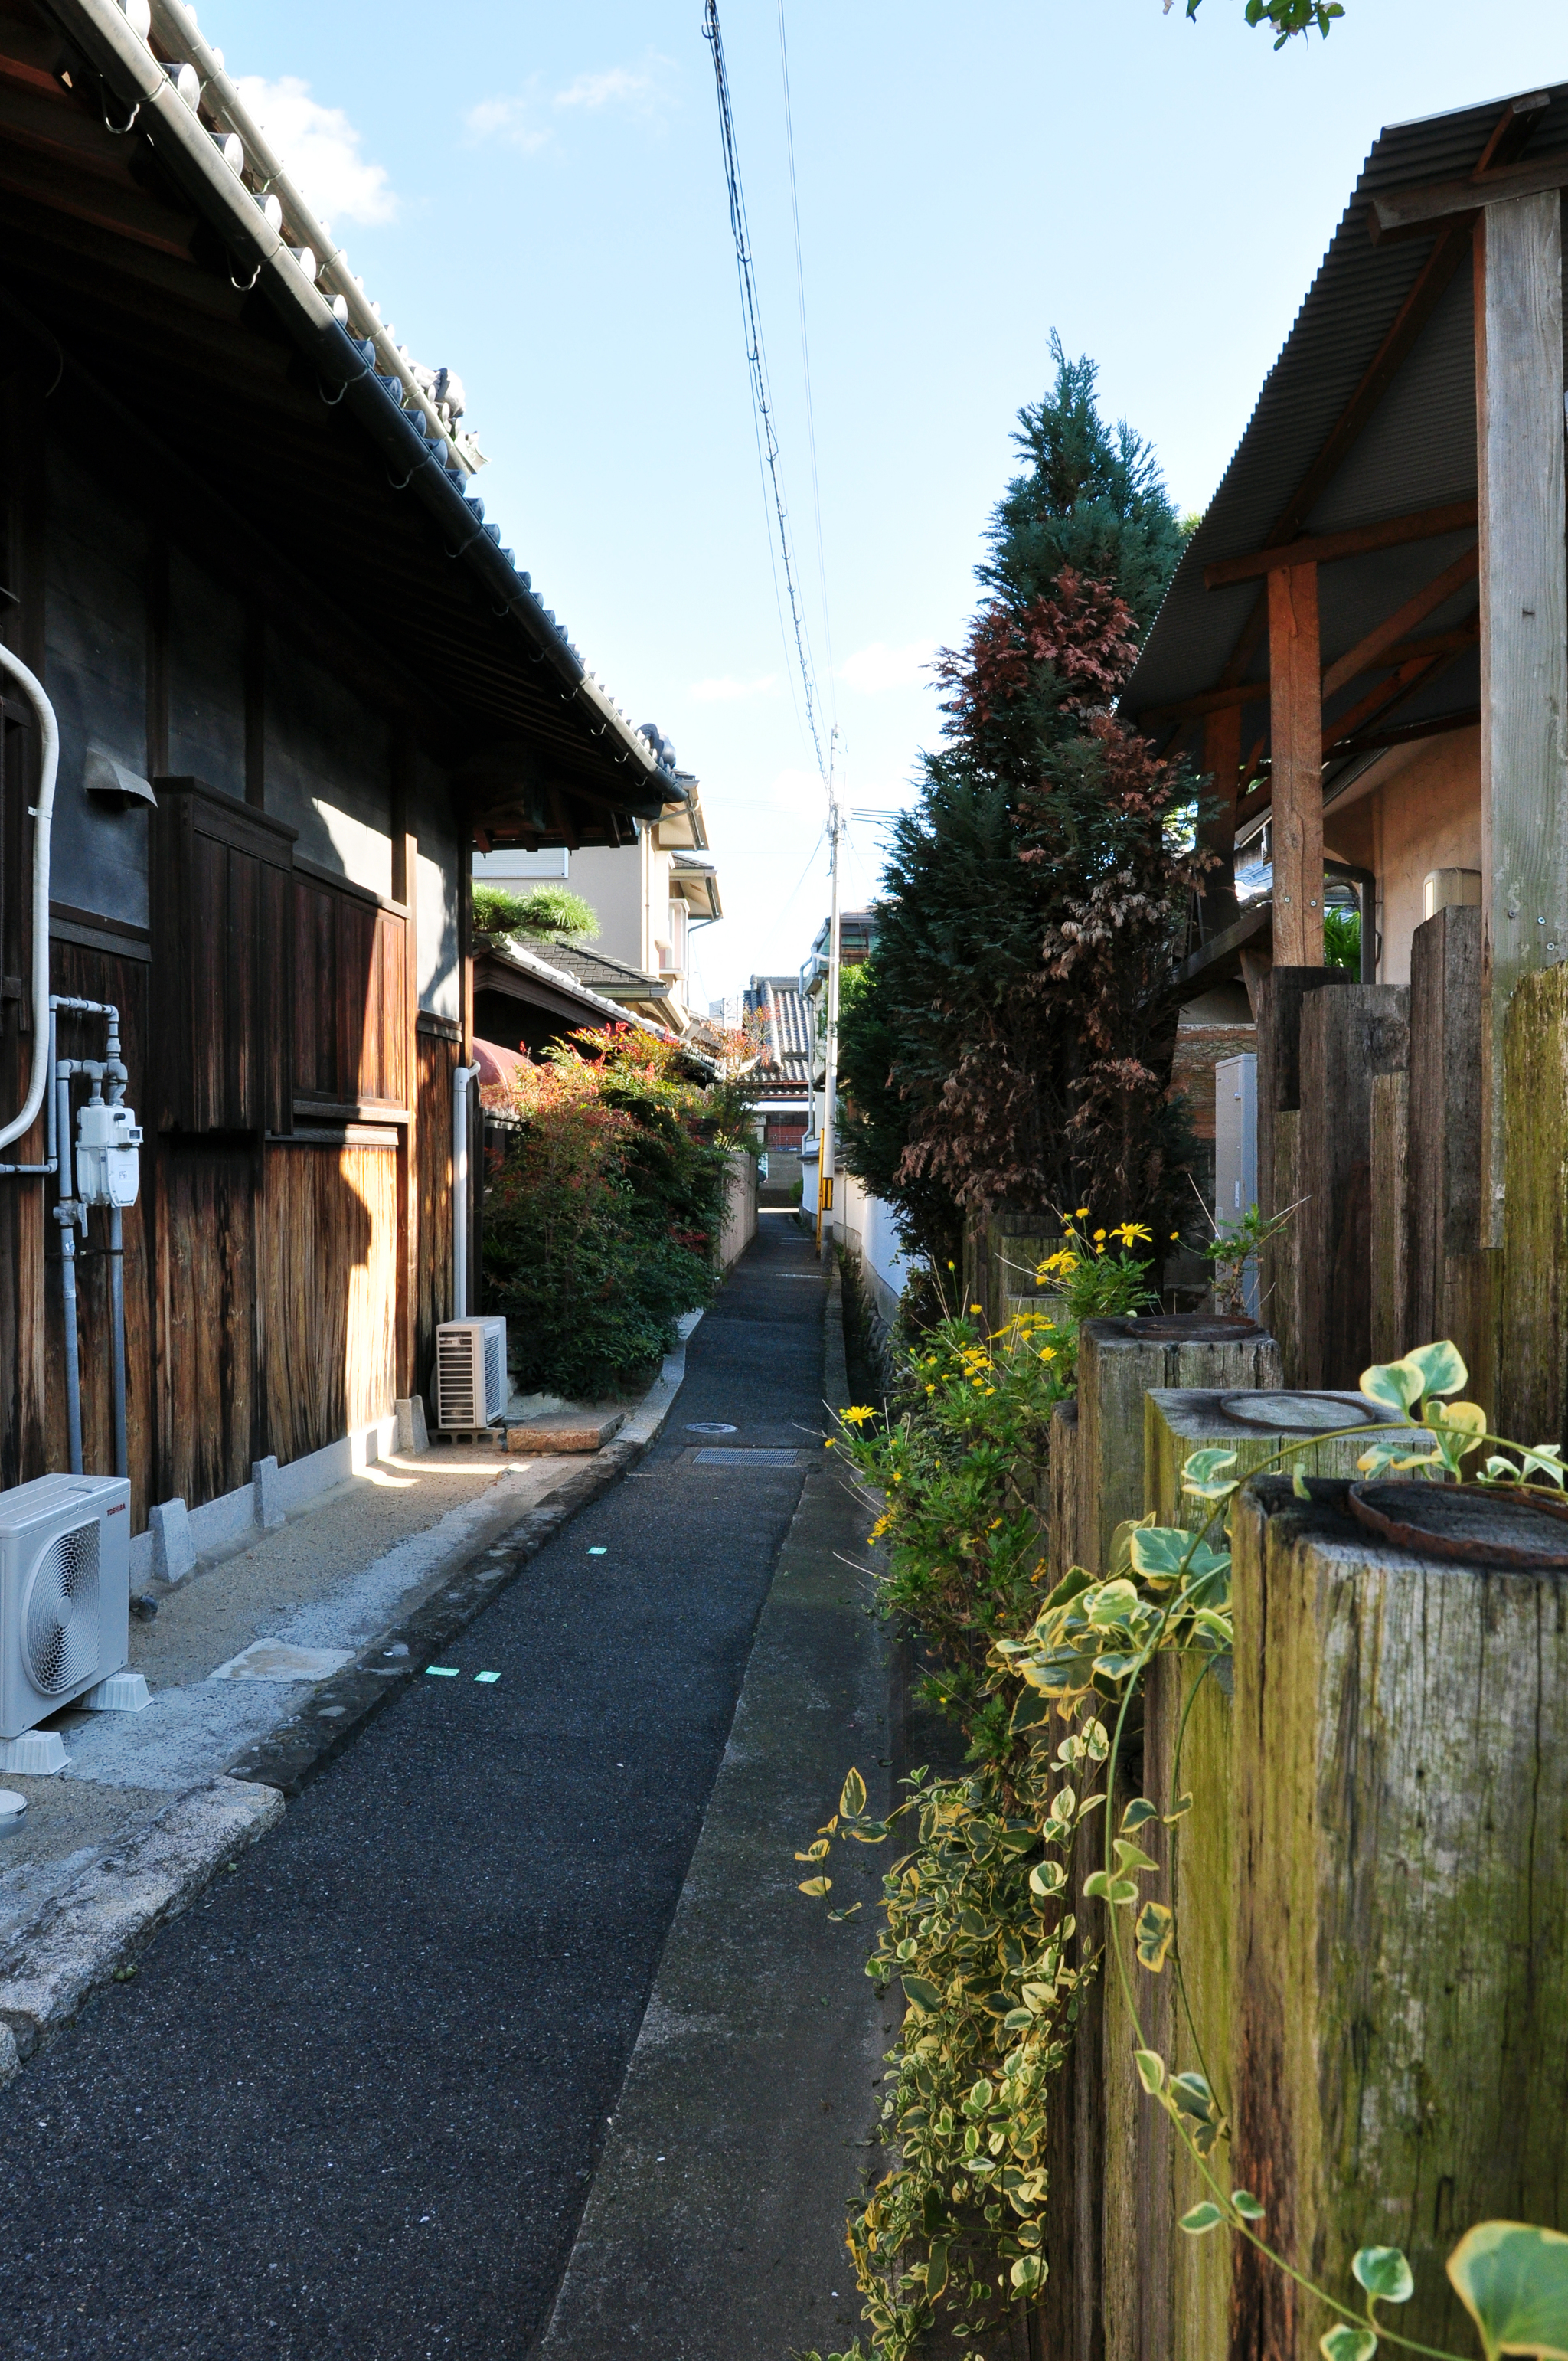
[685,1422,737,1435]
[693,1448,800,1469]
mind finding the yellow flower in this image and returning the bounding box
[1038,1347,1057,1362]
[1093,1228,1107,1243]
[1111,1221,1152,1247]
[1075,1207,1089,1218]
[824,1438,835,1448]
[841,1405,877,1425]
[925,1383,936,1395]
[970,1303,983,1316]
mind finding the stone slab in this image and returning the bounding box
[505,1409,626,1455]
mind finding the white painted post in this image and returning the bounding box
[1474,191,1568,1245]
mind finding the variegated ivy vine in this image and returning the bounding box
[802,1337,1568,2361]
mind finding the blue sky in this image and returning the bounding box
[208,0,1566,1003]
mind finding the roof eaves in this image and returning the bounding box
[47,0,673,805]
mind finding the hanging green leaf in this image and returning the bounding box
[1135,1899,1174,1970]
[1360,1357,1426,1414]
[1353,2248,1414,2304]
[1447,2221,1568,2360]
[1319,2329,1378,2361]
[1232,2189,1266,2221]
[1134,2049,1166,2094]
[798,1875,831,1897]
[1406,1339,1468,1399]
[840,1767,867,1820]
[900,1974,942,2013]
[826,1902,861,1921]
[1128,1527,1194,1582]
[1011,2252,1044,2292]
[1122,1797,1161,1832]
[1179,2202,1225,2235]
[925,2239,949,2298]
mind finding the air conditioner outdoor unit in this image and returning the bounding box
[0,1473,135,1765]
[435,1316,508,1434]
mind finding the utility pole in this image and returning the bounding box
[817,730,841,1257]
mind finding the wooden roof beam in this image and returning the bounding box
[1204,499,1476,590]
[1371,143,1568,244]
[1320,544,1478,696]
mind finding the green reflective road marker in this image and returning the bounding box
[425,1666,459,1678]
[475,1671,501,1685]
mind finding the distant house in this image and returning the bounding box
[0,0,680,1536]
[743,975,812,1149]
[475,745,722,1036]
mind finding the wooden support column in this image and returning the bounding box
[392,815,419,1405]
[1266,561,1323,965]
[1197,703,1242,930]
[1475,191,1568,1247]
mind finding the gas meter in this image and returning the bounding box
[76,1101,142,1208]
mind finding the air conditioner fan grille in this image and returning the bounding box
[24,1519,100,1696]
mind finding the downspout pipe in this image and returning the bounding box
[0,644,57,1150]
[452,1062,481,1323]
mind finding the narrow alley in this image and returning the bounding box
[0,1219,882,2361]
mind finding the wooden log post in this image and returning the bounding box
[1266,561,1325,967]
[1368,1071,1409,1364]
[1475,192,1568,1253]
[1228,1475,1568,2357]
[1197,703,1243,936]
[1407,904,1501,1418]
[1256,967,1350,1383]
[1048,1397,1083,1582]
[1076,1316,1282,1576]
[1501,960,1568,1445]
[1098,1391,1406,2361]
[1297,984,1410,1390]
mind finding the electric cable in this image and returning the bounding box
[702,0,828,786]
[776,0,837,731]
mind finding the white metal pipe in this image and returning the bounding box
[452,1062,481,1322]
[0,644,57,1149]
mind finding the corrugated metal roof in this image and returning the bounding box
[1121,81,1568,729]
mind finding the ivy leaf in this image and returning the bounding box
[1010,2253,1044,2292]
[1121,1797,1161,1833]
[1179,2202,1225,2235]
[1181,1447,1238,1498]
[1113,1838,1158,1877]
[1354,2248,1414,2304]
[795,1839,831,1861]
[1406,1339,1468,1399]
[798,1876,831,1897]
[925,2238,949,2298]
[1083,1869,1138,1905]
[1446,2221,1568,2360]
[839,1767,867,1820]
[901,1974,942,2013]
[1360,1356,1426,1413]
[1128,1527,1193,1583]
[826,1902,861,1921]
[1232,2189,1266,2221]
[1135,1899,1174,1971]
[1320,2330,1378,2361]
[1029,1859,1067,1898]
[1133,2049,1166,2094]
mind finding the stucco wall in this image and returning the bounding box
[1325,727,1481,986]
[569,840,649,973]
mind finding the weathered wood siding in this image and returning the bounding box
[259,1139,399,1463]
[292,873,409,1113]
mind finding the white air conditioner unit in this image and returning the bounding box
[435,1316,508,1433]
[0,1474,132,1748]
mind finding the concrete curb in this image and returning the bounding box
[0,1777,284,2078]
[225,1312,703,1799]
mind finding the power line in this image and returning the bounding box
[776,1,837,731]
[702,0,828,786]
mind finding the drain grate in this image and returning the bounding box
[692,1448,800,1469]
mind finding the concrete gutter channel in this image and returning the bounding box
[534,1258,897,2360]
[0,1318,702,2084]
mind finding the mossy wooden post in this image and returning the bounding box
[1256,966,1350,1385]
[1075,1316,1281,1576]
[1409,904,1502,1422]
[1263,1110,1302,1382]
[1049,1398,1082,1581]
[1368,1071,1409,1363]
[1501,959,1568,1444]
[1228,1476,1568,2359]
[1298,984,1410,1390]
[1099,1391,1402,2361]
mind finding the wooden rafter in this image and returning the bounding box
[1319,546,1479,696]
[1371,146,1568,244]
[1204,500,1477,592]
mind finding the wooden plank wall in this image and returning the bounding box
[258,1139,399,1464]
[293,875,408,1113]
[416,1022,459,1403]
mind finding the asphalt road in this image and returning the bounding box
[0,1214,828,2361]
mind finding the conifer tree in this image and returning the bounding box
[838,339,1204,1263]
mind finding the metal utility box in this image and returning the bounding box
[1214,1052,1259,1319]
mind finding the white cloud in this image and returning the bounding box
[689,674,779,705]
[838,639,937,695]
[463,90,551,152]
[466,57,673,151]
[234,76,397,226]
[554,67,653,111]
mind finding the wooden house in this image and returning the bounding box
[0,0,685,1544]
[1123,81,1568,1425]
